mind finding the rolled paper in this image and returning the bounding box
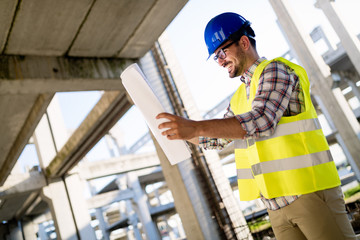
[121,63,191,165]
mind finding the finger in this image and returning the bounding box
[156,112,175,120]
[162,130,180,140]
[158,121,178,129]
[160,129,175,136]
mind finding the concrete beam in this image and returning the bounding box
[16,194,42,219]
[0,55,134,94]
[46,91,132,178]
[104,202,176,231]
[149,202,175,219]
[107,216,129,232]
[138,167,164,186]
[0,172,46,199]
[79,152,160,180]
[0,93,53,186]
[146,184,169,199]
[87,189,134,209]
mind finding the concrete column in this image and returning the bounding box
[89,184,111,240]
[34,94,96,239]
[269,0,360,179]
[108,123,128,155]
[33,114,57,169]
[314,95,360,180]
[64,174,97,240]
[41,178,79,240]
[315,0,360,76]
[332,88,360,136]
[94,208,110,240]
[126,200,142,240]
[127,172,161,239]
[22,219,37,240]
[33,95,68,169]
[151,135,220,240]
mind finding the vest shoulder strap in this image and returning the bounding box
[250,57,312,112]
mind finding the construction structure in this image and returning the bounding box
[0,0,359,239]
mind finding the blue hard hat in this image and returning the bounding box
[204,12,253,58]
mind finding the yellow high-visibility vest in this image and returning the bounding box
[230,57,340,201]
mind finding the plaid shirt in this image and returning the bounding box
[199,57,305,210]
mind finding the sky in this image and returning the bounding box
[17,0,360,176]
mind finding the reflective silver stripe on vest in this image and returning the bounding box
[251,150,333,176]
[248,138,255,146]
[234,139,247,149]
[234,139,255,149]
[237,168,254,179]
[234,118,321,149]
[258,118,322,142]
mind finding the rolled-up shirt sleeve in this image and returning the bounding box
[198,105,234,150]
[199,136,232,150]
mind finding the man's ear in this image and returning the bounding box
[239,35,250,50]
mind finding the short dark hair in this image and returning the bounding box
[229,25,256,48]
[248,36,256,48]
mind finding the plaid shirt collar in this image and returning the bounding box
[240,57,267,84]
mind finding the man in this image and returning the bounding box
[156,12,356,239]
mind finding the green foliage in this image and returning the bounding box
[344,184,360,199]
[248,219,272,232]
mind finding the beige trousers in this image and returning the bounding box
[268,186,356,240]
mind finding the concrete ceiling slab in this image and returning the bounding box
[5,0,93,56]
[118,0,188,58]
[0,0,17,52]
[69,0,155,57]
[3,0,188,58]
